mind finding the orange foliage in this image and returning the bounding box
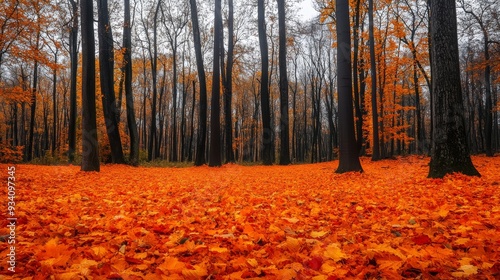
[1,157,499,278]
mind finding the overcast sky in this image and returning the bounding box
[298,0,319,21]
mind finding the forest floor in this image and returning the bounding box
[1,156,499,279]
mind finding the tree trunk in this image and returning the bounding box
[123,0,139,165]
[258,0,272,165]
[369,0,380,161]
[148,2,161,161]
[68,0,78,163]
[81,0,100,171]
[209,0,222,167]
[98,0,125,163]
[335,0,363,173]
[189,0,207,166]
[52,49,58,156]
[223,0,235,163]
[428,0,479,178]
[353,0,364,153]
[188,80,196,161]
[27,29,40,162]
[277,0,290,165]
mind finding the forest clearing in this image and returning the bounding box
[1,156,499,279]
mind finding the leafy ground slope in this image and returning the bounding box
[0,156,499,279]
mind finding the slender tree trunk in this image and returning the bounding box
[209,0,222,167]
[190,0,207,166]
[68,0,78,163]
[27,30,40,161]
[52,49,58,157]
[188,80,196,161]
[369,0,380,161]
[428,0,479,178]
[223,0,235,163]
[258,0,272,165]
[277,0,290,165]
[335,0,363,173]
[98,0,125,163]
[81,0,100,171]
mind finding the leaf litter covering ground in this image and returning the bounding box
[1,156,499,279]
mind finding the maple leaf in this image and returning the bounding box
[158,257,185,273]
[91,246,107,260]
[451,265,479,277]
[412,234,432,245]
[324,244,347,262]
[182,264,208,279]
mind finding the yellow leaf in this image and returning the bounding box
[451,264,478,277]
[158,257,185,273]
[310,231,328,238]
[91,246,107,260]
[209,246,229,253]
[438,208,449,218]
[134,252,148,260]
[321,262,336,273]
[324,244,347,262]
[182,264,208,279]
[282,217,299,223]
[284,236,301,252]
[136,264,149,271]
[355,206,364,211]
[247,258,258,267]
[276,268,297,279]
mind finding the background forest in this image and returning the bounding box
[0,0,499,165]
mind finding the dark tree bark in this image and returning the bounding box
[68,0,78,163]
[27,28,40,161]
[80,0,100,171]
[209,0,223,167]
[98,0,125,163]
[51,49,58,157]
[428,0,479,178]
[147,1,161,161]
[223,0,235,163]
[352,0,364,154]
[123,0,139,165]
[258,0,272,165]
[277,0,290,165]
[368,0,380,161]
[189,0,207,166]
[335,0,363,173]
[188,80,196,161]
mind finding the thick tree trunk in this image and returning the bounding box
[278,0,290,165]
[123,0,139,165]
[353,0,364,153]
[428,0,479,178]
[148,2,161,162]
[335,0,363,173]
[98,0,125,164]
[209,0,222,167]
[223,0,235,163]
[258,0,272,165]
[68,0,78,163]
[81,0,100,171]
[190,0,207,166]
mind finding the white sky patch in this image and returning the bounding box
[298,0,319,21]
